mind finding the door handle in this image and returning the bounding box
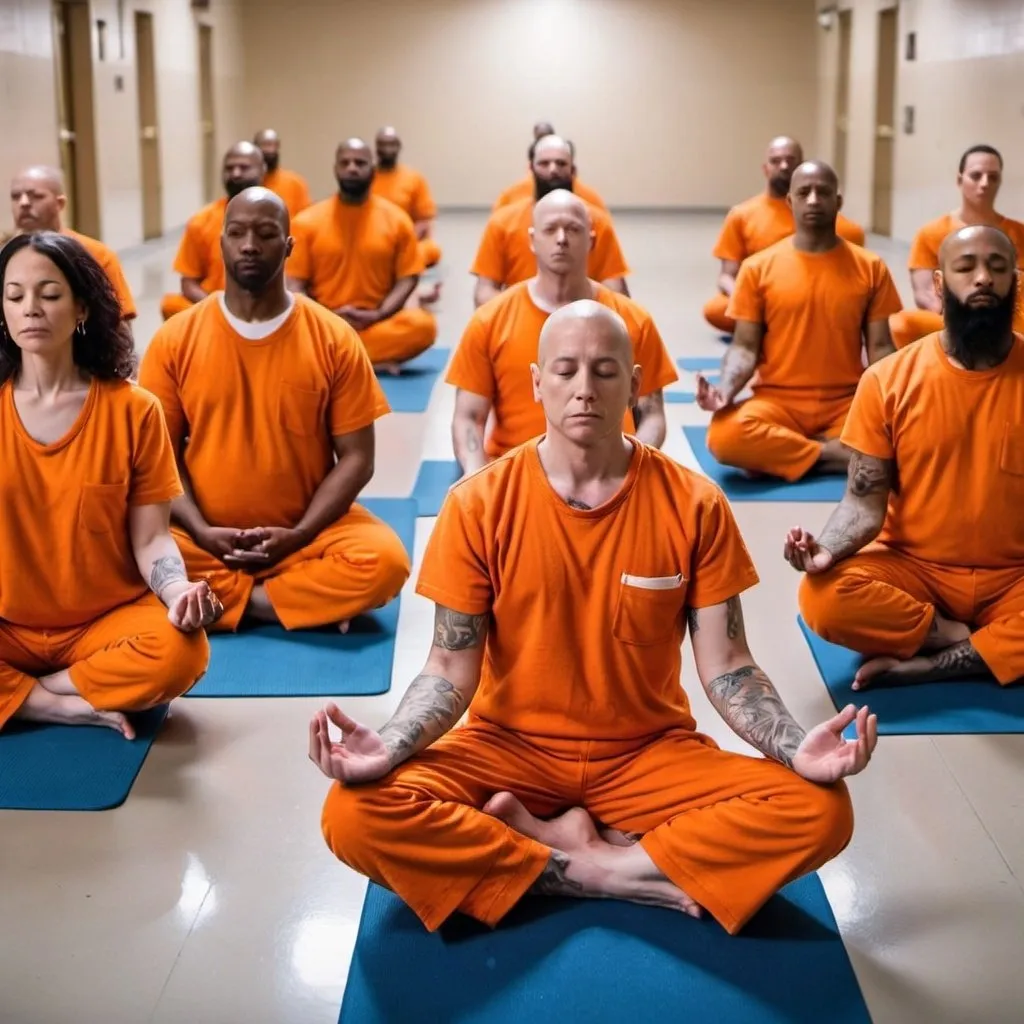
[58,127,76,143]
[876,124,894,139]
[141,125,158,141]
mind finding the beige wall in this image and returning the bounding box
[240,0,821,210]
[0,0,246,248]
[817,0,1024,242]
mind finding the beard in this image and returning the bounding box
[337,176,373,201]
[229,260,276,293]
[534,174,574,201]
[262,153,279,173]
[225,178,261,199]
[377,155,398,171]
[769,172,792,197]
[943,280,1017,367]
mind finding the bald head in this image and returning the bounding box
[530,190,594,277]
[533,190,590,229]
[537,300,632,367]
[225,186,289,231]
[254,129,279,146]
[788,160,842,233]
[534,134,572,163]
[335,138,375,201]
[939,224,1016,267]
[791,160,838,192]
[222,141,266,199]
[253,130,282,172]
[221,187,293,295]
[10,165,67,232]
[763,136,804,197]
[375,126,402,169]
[531,135,575,200]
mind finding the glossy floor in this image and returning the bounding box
[2,213,1022,1024]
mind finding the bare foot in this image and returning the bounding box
[338,619,351,634]
[853,654,935,690]
[484,792,598,850]
[15,686,136,739]
[920,610,972,652]
[418,281,442,305]
[374,361,402,377]
[600,828,643,847]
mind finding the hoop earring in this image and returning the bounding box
[76,320,86,336]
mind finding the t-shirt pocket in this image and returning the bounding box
[999,423,1024,477]
[612,572,686,646]
[79,481,129,535]
[279,380,324,437]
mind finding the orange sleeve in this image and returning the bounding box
[415,486,493,615]
[294,176,312,213]
[173,218,207,279]
[839,370,893,459]
[286,215,314,282]
[470,216,508,282]
[867,260,904,321]
[635,315,679,393]
[908,225,940,270]
[837,216,866,246]
[446,310,497,399]
[724,259,763,323]
[102,253,137,318]
[129,394,184,505]
[137,326,186,451]
[393,211,425,278]
[712,209,746,262]
[687,488,760,608]
[410,176,437,221]
[590,215,630,280]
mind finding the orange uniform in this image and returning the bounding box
[160,197,227,320]
[889,213,1024,348]
[321,441,853,934]
[493,175,609,213]
[288,195,436,366]
[0,379,209,729]
[372,164,442,267]
[65,229,136,319]
[801,333,1024,684]
[448,282,678,458]
[263,167,312,219]
[472,197,629,290]
[706,238,902,481]
[704,193,866,333]
[138,294,411,631]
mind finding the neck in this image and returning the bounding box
[792,224,839,253]
[338,192,368,207]
[530,269,594,310]
[766,186,786,201]
[536,432,633,488]
[223,278,292,321]
[958,200,997,225]
[16,346,84,394]
[940,329,1016,370]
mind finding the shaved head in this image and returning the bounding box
[225,186,289,231]
[337,137,372,159]
[939,223,1016,267]
[790,160,838,192]
[375,127,402,169]
[763,136,804,197]
[253,130,281,172]
[12,165,64,193]
[335,139,375,201]
[228,140,263,162]
[222,142,265,199]
[534,134,572,163]
[538,300,632,367]
[376,126,399,143]
[531,135,575,201]
[533,189,591,230]
[221,186,293,294]
[10,165,67,232]
[767,136,803,161]
[254,129,279,146]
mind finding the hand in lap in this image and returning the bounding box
[309,703,391,784]
[792,704,878,784]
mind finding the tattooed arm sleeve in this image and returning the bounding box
[377,604,489,769]
[816,451,894,563]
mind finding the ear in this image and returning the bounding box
[528,226,536,256]
[786,194,793,211]
[836,191,844,213]
[588,230,596,254]
[530,362,542,402]
[630,364,643,406]
[56,193,68,213]
[285,234,295,258]
[74,298,89,324]
[956,172,963,188]
[933,269,944,304]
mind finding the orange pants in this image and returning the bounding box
[703,293,735,334]
[322,720,853,934]
[800,544,1024,684]
[0,593,210,730]
[359,309,436,366]
[706,392,852,481]
[174,504,411,632]
[160,294,195,320]
[418,238,442,268]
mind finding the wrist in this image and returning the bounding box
[158,579,191,606]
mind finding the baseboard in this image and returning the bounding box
[436,204,729,215]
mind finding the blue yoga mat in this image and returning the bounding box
[411,460,461,518]
[377,348,450,413]
[0,705,168,811]
[797,616,1024,735]
[340,875,869,1024]
[683,427,846,502]
[678,356,722,372]
[187,498,416,698]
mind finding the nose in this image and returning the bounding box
[555,227,568,245]
[973,264,994,287]
[240,232,259,253]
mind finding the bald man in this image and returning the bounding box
[254,129,311,218]
[889,145,1024,349]
[287,139,436,372]
[474,135,628,307]
[141,187,410,633]
[493,134,608,213]
[312,297,874,936]
[372,127,442,270]
[793,225,1024,690]
[160,141,265,320]
[700,162,901,482]
[704,137,867,335]
[450,191,677,473]
[9,165,136,320]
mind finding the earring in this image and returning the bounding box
[76,320,86,336]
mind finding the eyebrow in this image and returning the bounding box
[4,278,64,287]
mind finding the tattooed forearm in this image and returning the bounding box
[848,451,893,499]
[725,596,745,642]
[377,674,469,766]
[718,344,758,398]
[465,427,481,453]
[706,665,807,767]
[529,852,585,896]
[434,607,488,650]
[816,456,891,562]
[149,555,188,598]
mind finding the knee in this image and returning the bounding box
[800,778,855,862]
[702,295,735,333]
[321,780,385,872]
[706,410,746,464]
[412,309,438,345]
[798,568,865,643]
[370,531,412,604]
[151,625,211,701]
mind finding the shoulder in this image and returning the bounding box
[740,238,785,272]
[475,281,528,322]
[445,444,532,517]
[729,194,765,219]
[294,197,334,229]
[151,294,219,349]
[194,199,226,229]
[595,287,651,329]
[866,334,936,389]
[65,229,114,265]
[915,215,951,242]
[641,445,725,505]
[99,378,164,419]
[493,199,529,228]
[371,195,415,229]
[844,240,889,271]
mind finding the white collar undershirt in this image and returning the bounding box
[218,291,296,340]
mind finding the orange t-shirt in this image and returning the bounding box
[138,294,389,530]
[493,175,609,213]
[372,165,437,222]
[172,197,227,293]
[263,168,312,219]
[842,332,1024,569]
[713,192,865,263]
[287,195,424,311]
[727,238,903,398]
[0,378,180,628]
[908,212,1024,270]
[471,197,629,288]
[416,439,759,743]
[65,229,136,319]
[448,282,679,457]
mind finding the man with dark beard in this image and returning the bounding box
[790,224,1024,690]
[287,138,436,371]
[703,137,866,335]
[471,134,629,307]
[141,187,410,633]
[254,129,311,219]
[160,142,265,319]
[492,134,609,213]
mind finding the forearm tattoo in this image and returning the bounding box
[434,607,488,650]
[149,555,188,598]
[718,345,757,397]
[378,673,469,765]
[706,665,807,767]
[464,427,481,453]
[817,453,892,560]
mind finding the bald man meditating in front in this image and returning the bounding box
[254,129,311,219]
[450,191,677,474]
[700,161,901,483]
[704,137,866,335]
[311,300,876,935]
[792,226,1024,690]
[140,188,410,633]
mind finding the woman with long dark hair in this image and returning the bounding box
[0,231,220,738]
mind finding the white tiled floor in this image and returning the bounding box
[2,212,1023,1024]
